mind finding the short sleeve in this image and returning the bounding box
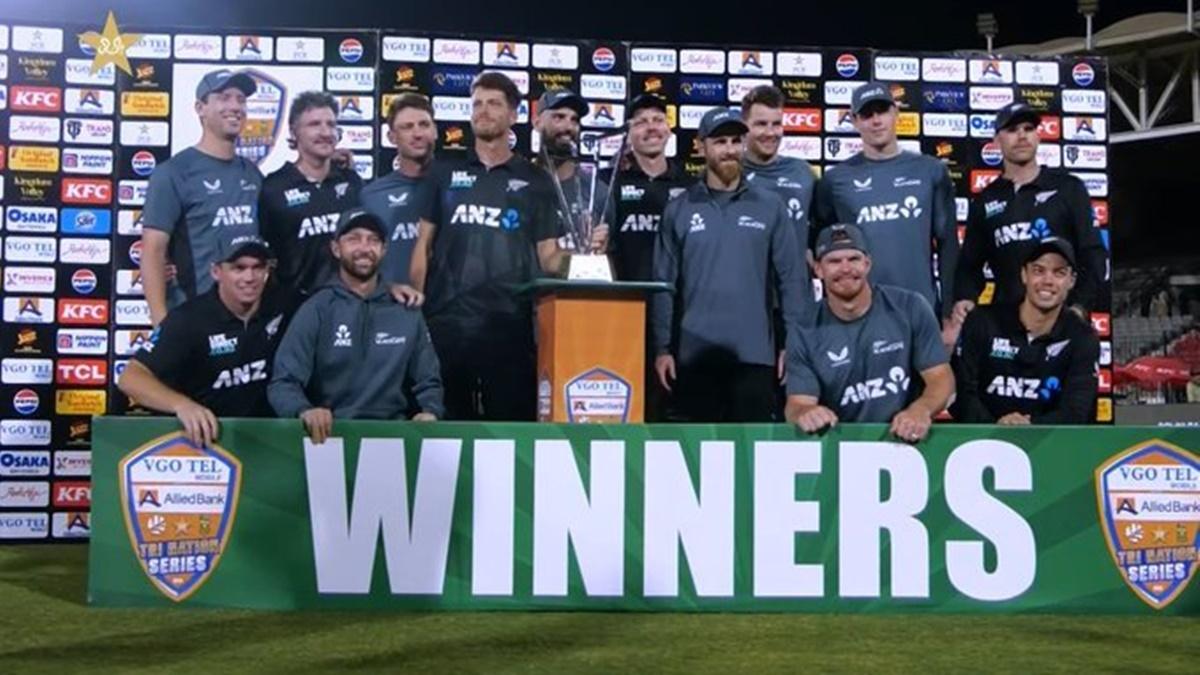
[909,292,949,371]
[141,163,184,234]
[132,310,193,381]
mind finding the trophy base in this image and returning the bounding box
[567,254,614,282]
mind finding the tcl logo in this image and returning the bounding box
[11,85,62,112]
[1037,116,1061,141]
[53,481,91,508]
[1091,312,1111,337]
[782,108,821,133]
[56,359,108,386]
[970,170,1001,193]
[57,300,110,326]
[62,178,112,205]
[1097,368,1112,394]
[1091,200,1109,226]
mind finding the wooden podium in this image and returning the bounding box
[528,279,671,424]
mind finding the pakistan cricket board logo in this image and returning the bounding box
[119,432,242,602]
[1095,439,1200,609]
[235,69,285,167]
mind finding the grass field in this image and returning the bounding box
[0,546,1197,674]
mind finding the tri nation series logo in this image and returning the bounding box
[119,432,242,602]
[1095,439,1200,610]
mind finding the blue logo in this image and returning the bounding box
[1037,376,1061,401]
[60,208,112,236]
[430,67,479,96]
[500,208,520,231]
[678,77,726,104]
[1100,229,1110,251]
[922,86,968,112]
[1032,218,1051,240]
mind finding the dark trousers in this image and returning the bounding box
[669,362,778,423]
[430,321,537,421]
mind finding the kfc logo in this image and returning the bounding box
[61,178,112,205]
[10,85,61,112]
[782,108,821,133]
[57,299,109,326]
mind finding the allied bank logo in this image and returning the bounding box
[565,367,631,423]
[119,432,242,603]
[235,69,284,167]
[1095,439,1200,609]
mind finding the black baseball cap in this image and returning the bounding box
[216,230,273,263]
[1024,236,1076,268]
[851,82,895,115]
[814,224,870,260]
[994,102,1042,132]
[629,93,668,117]
[698,108,748,139]
[537,89,588,117]
[335,208,388,240]
[196,69,256,100]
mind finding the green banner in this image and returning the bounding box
[88,417,1200,614]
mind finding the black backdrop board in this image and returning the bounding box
[0,21,1114,542]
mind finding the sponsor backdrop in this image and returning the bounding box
[0,20,1113,542]
[90,419,1197,614]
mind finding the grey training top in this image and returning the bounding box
[359,170,435,284]
[652,179,811,367]
[268,277,444,420]
[813,150,958,318]
[141,147,263,306]
[744,154,818,273]
[787,284,947,423]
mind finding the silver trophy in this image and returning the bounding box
[541,128,627,281]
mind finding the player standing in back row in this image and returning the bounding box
[813,82,959,345]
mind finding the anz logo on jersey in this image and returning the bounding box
[840,366,911,406]
[856,196,923,224]
[450,204,521,231]
[211,359,268,390]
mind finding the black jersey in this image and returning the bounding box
[422,151,561,333]
[952,303,1099,423]
[609,160,691,281]
[259,163,363,293]
[133,285,301,417]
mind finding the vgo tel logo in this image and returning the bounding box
[0,420,52,446]
[57,299,110,326]
[1,358,53,385]
[56,358,108,386]
[62,178,112,205]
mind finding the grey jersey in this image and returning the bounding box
[268,278,444,420]
[141,147,263,305]
[652,180,810,367]
[360,170,435,284]
[813,151,958,317]
[744,154,817,269]
[787,284,947,423]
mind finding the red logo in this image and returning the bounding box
[62,178,113,205]
[1091,200,1109,226]
[969,170,1002,194]
[58,299,110,326]
[782,108,821,133]
[11,85,62,112]
[1097,368,1112,394]
[53,481,92,509]
[1091,312,1111,337]
[56,359,109,386]
[1037,116,1061,141]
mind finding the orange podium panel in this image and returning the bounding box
[529,280,671,424]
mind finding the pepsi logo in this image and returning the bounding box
[592,47,616,73]
[71,269,98,295]
[1072,63,1095,87]
[980,142,1003,166]
[129,241,143,266]
[131,151,156,177]
[340,38,364,64]
[13,389,40,416]
[836,53,859,78]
